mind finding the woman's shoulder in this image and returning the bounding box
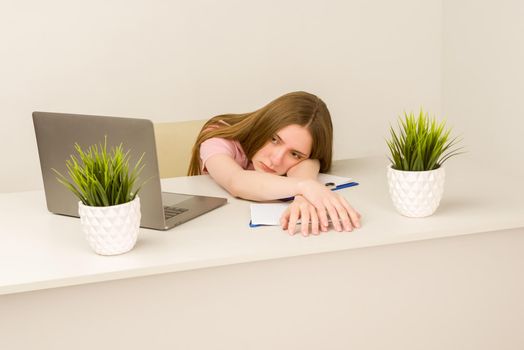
[200,136,250,170]
[201,136,239,153]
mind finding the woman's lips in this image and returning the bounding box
[259,162,276,173]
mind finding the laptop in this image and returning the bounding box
[33,111,227,230]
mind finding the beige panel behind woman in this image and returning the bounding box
[154,120,206,178]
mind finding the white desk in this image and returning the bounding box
[1,156,523,349]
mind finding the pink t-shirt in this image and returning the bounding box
[200,137,255,173]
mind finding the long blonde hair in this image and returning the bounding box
[188,91,333,175]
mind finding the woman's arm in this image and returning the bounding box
[285,158,320,180]
[205,154,306,201]
[205,154,361,233]
[283,158,357,235]
[282,159,325,235]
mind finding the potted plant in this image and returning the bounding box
[54,138,145,255]
[386,109,462,217]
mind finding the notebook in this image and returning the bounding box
[33,111,227,231]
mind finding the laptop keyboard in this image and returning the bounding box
[164,206,189,220]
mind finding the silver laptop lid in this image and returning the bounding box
[33,111,168,229]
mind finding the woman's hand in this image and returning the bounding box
[280,195,328,236]
[296,179,361,233]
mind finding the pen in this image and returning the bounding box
[279,182,359,202]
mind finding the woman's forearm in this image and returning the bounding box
[230,159,322,201]
[229,170,305,201]
[204,154,306,201]
[286,159,320,180]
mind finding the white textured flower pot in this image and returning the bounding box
[78,197,141,255]
[387,165,445,218]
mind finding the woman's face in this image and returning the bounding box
[252,124,313,175]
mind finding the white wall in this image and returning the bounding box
[442,1,524,174]
[0,0,442,192]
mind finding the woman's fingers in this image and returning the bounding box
[331,196,355,232]
[300,204,310,236]
[336,196,361,228]
[334,204,352,232]
[319,195,347,232]
[280,208,290,230]
[299,203,321,236]
[324,200,343,232]
[340,199,361,228]
[310,206,320,235]
[313,194,360,232]
[282,192,361,236]
[315,202,330,229]
[281,200,324,236]
[287,205,300,235]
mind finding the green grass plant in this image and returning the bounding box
[53,138,145,207]
[386,109,463,171]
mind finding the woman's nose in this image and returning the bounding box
[270,148,286,165]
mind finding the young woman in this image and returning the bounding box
[188,91,361,236]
